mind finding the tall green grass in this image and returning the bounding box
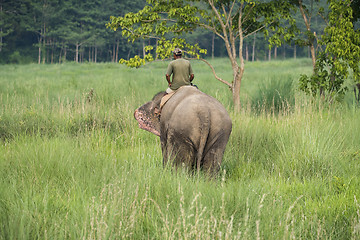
[1,59,360,239]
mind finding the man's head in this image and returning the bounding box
[173,48,182,58]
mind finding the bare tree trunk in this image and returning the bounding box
[268,47,271,61]
[142,41,146,58]
[283,45,286,59]
[42,23,46,64]
[88,47,91,62]
[59,45,62,64]
[274,46,277,59]
[212,33,215,59]
[233,47,245,112]
[51,39,54,64]
[252,34,256,62]
[116,39,119,62]
[245,44,249,61]
[112,42,116,62]
[155,39,158,60]
[232,16,246,112]
[75,43,79,63]
[293,45,296,59]
[46,39,50,64]
[95,46,97,63]
[309,43,316,68]
[64,45,67,62]
[299,0,316,70]
[38,37,42,64]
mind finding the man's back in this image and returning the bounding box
[166,58,193,90]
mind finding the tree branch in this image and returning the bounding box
[299,0,311,31]
[242,22,271,39]
[208,0,236,63]
[187,57,232,88]
[198,23,225,41]
[241,4,255,25]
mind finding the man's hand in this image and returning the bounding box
[190,74,194,82]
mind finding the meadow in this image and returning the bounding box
[0,58,360,239]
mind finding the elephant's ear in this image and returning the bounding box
[134,104,161,137]
[152,92,167,108]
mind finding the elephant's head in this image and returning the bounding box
[134,92,166,136]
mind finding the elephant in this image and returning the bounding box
[134,86,232,176]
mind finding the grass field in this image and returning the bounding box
[1,58,360,239]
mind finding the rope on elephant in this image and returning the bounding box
[160,91,175,109]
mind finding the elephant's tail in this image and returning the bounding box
[196,112,210,173]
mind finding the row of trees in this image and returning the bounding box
[0,0,339,64]
[0,0,145,64]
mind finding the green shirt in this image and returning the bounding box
[166,58,193,90]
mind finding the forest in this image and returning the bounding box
[1,0,358,64]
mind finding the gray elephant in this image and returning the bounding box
[134,86,232,176]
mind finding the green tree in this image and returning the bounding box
[0,1,14,53]
[107,0,297,111]
[299,0,360,100]
[66,1,95,63]
[99,0,145,63]
[351,0,360,23]
[21,0,58,64]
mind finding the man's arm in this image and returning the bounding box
[189,62,194,82]
[166,74,171,86]
[190,74,194,82]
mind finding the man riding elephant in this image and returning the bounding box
[165,48,194,93]
[134,50,231,177]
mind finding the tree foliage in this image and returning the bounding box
[299,0,360,100]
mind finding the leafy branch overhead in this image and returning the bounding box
[107,0,206,65]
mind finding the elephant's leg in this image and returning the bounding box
[160,137,169,167]
[163,130,196,171]
[202,148,224,177]
[202,133,230,177]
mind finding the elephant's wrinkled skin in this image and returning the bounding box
[134,86,232,176]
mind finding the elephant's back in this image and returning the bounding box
[168,86,229,115]
[162,86,232,130]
